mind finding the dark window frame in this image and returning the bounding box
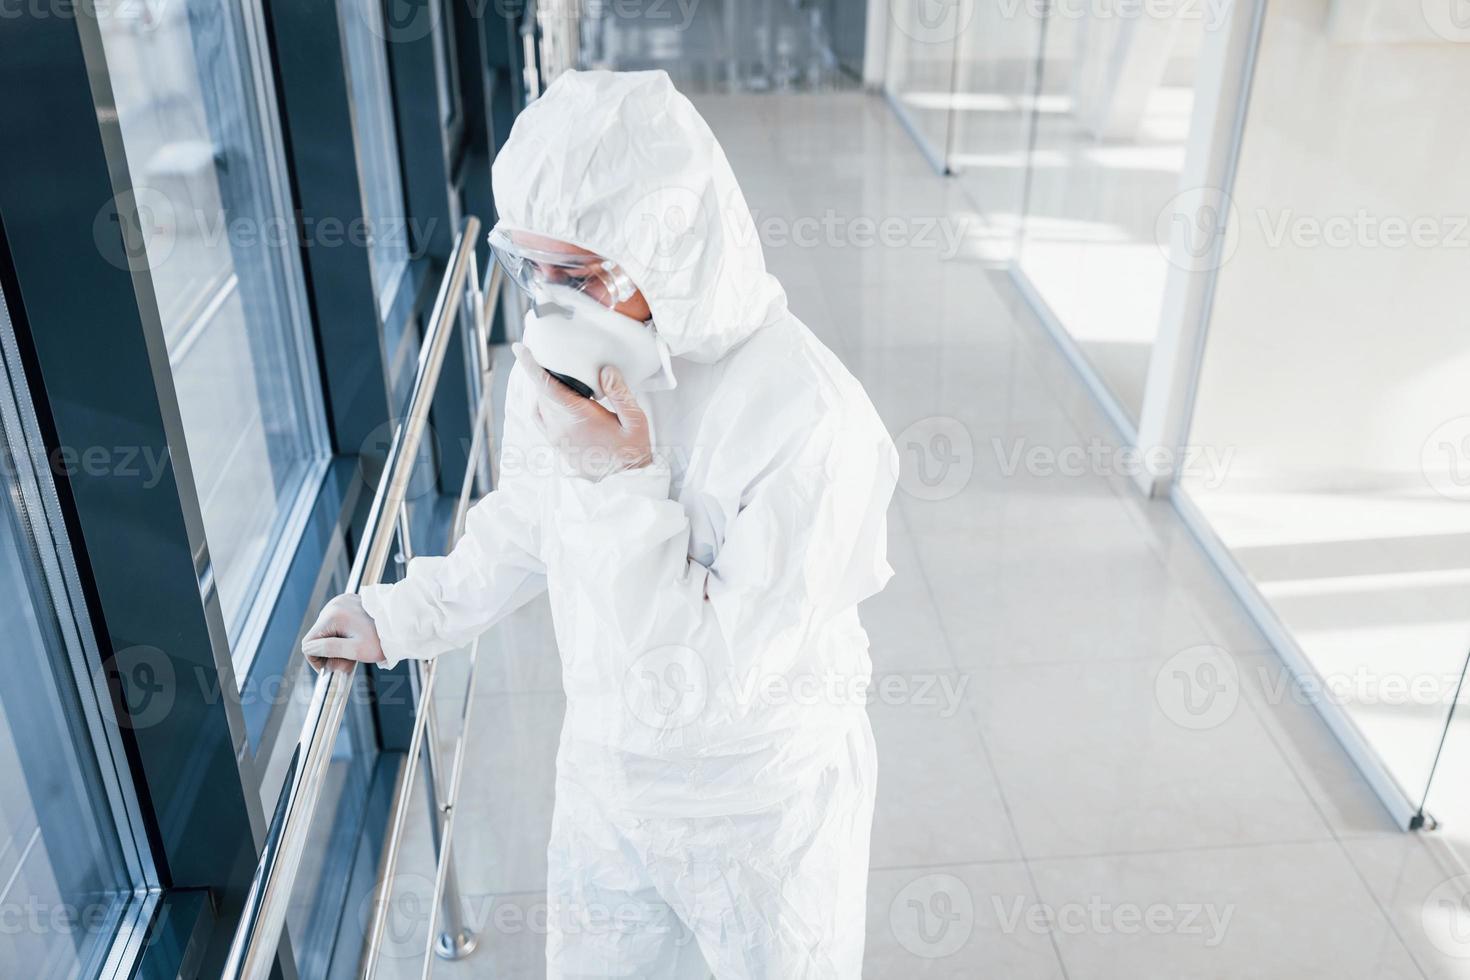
[0,0,512,972]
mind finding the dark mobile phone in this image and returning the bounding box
[547,369,595,399]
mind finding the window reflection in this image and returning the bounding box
[96,0,328,647]
[341,0,413,323]
[0,297,137,977]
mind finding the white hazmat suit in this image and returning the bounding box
[359,69,897,979]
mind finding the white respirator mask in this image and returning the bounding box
[521,284,674,400]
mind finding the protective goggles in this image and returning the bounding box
[488,225,637,310]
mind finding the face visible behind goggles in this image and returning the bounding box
[488,225,638,310]
[491,226,673,400]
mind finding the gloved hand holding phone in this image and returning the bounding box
[514,342,653,481]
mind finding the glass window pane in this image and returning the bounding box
[0,301,137,976]
[884,4,961,168]
[96,0,328,645]
[1423,668,1470,856]
[0,526,130,975]
[341,0,413,319]
[1180,1,1470,809]
[949,5,1045,263]
[588,0,849,90]
[1018,4,1211,422]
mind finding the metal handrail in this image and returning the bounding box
[222,216,484,980]
[359,262,502,977]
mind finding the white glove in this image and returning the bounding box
[303,593,386,673]
[514,342,653,481]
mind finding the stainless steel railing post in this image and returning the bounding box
[420,697,477,962]
[416,647,483,980]
[395,510,478,964]
[359,656,439,980]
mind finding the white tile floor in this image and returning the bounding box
[378,93,1470,979]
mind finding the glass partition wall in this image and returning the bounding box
[883,2,962,172]
[883,2,1042,262]
[1177,0,1470,830]
[1017,2,1211,425]
[884,0,1470,849]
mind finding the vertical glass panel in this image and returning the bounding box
[96,0,327,644]
[586,0,850,91]
[1018,0,1213,422]
[1180,0,1470,812]
[0,494,133,976]
[0,302,137,976]
[1423,660,1470,857]
[949,3,1046,262]
[341,0,413,320]
[884,2,962,167]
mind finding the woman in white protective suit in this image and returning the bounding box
[304,69,897,979]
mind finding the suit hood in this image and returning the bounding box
[491,69,787,362]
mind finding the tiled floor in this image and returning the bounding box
[376,93,1470,979]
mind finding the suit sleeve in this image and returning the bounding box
[359,369,549,668]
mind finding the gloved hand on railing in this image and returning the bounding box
[303,594,386,673]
